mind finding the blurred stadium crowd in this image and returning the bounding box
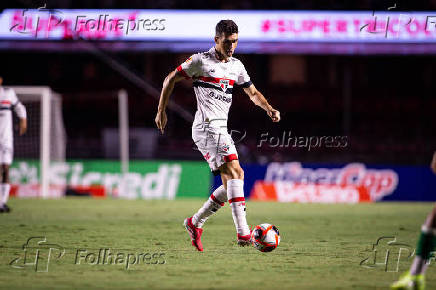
[1,0,435,165]
[3,51,435,165]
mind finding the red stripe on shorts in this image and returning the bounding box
[223,154,238,162]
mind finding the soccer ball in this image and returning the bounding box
[251,223,280,252]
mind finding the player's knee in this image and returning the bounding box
[219,164,243,180]
[1,165,9,183]
[230,166,244,180]
[431,205,436,218]
[237,167,244,180]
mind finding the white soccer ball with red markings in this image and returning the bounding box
[251,223,280,252]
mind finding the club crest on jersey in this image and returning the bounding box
[220,144,230,153]
[219,79,230,91]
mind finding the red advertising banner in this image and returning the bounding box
[250,163,398,203]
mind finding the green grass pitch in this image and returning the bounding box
[0,198,434,289]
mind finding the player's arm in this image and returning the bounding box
[155,70,185,134]
[243,84,280,122]
[12,92,27,135]
[431,151,436,174]
[19,118,27,135]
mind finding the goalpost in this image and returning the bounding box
[118,89,129,175]
[10,86,66,198]
[9,87,129,198]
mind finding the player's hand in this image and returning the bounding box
[267,108,280,122]
[155,111,167,134]
[431,151,436,174]
[19,118,27,136]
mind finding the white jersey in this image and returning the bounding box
[0,87,26,148]
[177,47,252,130]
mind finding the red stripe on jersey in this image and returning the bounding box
[197,76,235,86]
[1,100,11,105]
[210,194,225,206]
[223,154,238,162]
[176,65,190,80]
[229,197,245,204]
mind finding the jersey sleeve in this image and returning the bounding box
[177,54,201,79]
[236,62,252,88]
[9,88,18,105]
[10,89,27,119]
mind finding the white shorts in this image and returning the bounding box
[192,127,238,172]
[0,144,13,165]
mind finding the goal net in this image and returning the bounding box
[9,86,67,198]
[8,87,131,199]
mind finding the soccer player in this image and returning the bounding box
[391,151,436,290]
[155,20,280,251]
[0,76,27,213]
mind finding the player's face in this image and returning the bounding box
[215,33,238,58]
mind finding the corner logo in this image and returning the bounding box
[9,237,65,272]
[360,236,414,272]
[9,5,65,36]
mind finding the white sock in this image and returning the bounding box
[1,184,10,205]
[227,179,250,237]
[192,185,227,228]
[410,225,436,275]
[410,256,428,275]
[0,184,3,206]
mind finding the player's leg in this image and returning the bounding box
[184,184,227,251]
[184,129,229,251]
[410,205,436,276]
[0,163,3,213]
[191,184,227,228]
[391,205,436,289]
[0,144,13,213]
[219,159,251,246]
[0,163,11,212]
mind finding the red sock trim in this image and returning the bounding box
[229,197,245,204]
[210,194,225,206]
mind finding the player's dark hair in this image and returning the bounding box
[215,20,238,37]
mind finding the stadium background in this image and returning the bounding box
[2,1,436,165]
[2,0,436,202]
